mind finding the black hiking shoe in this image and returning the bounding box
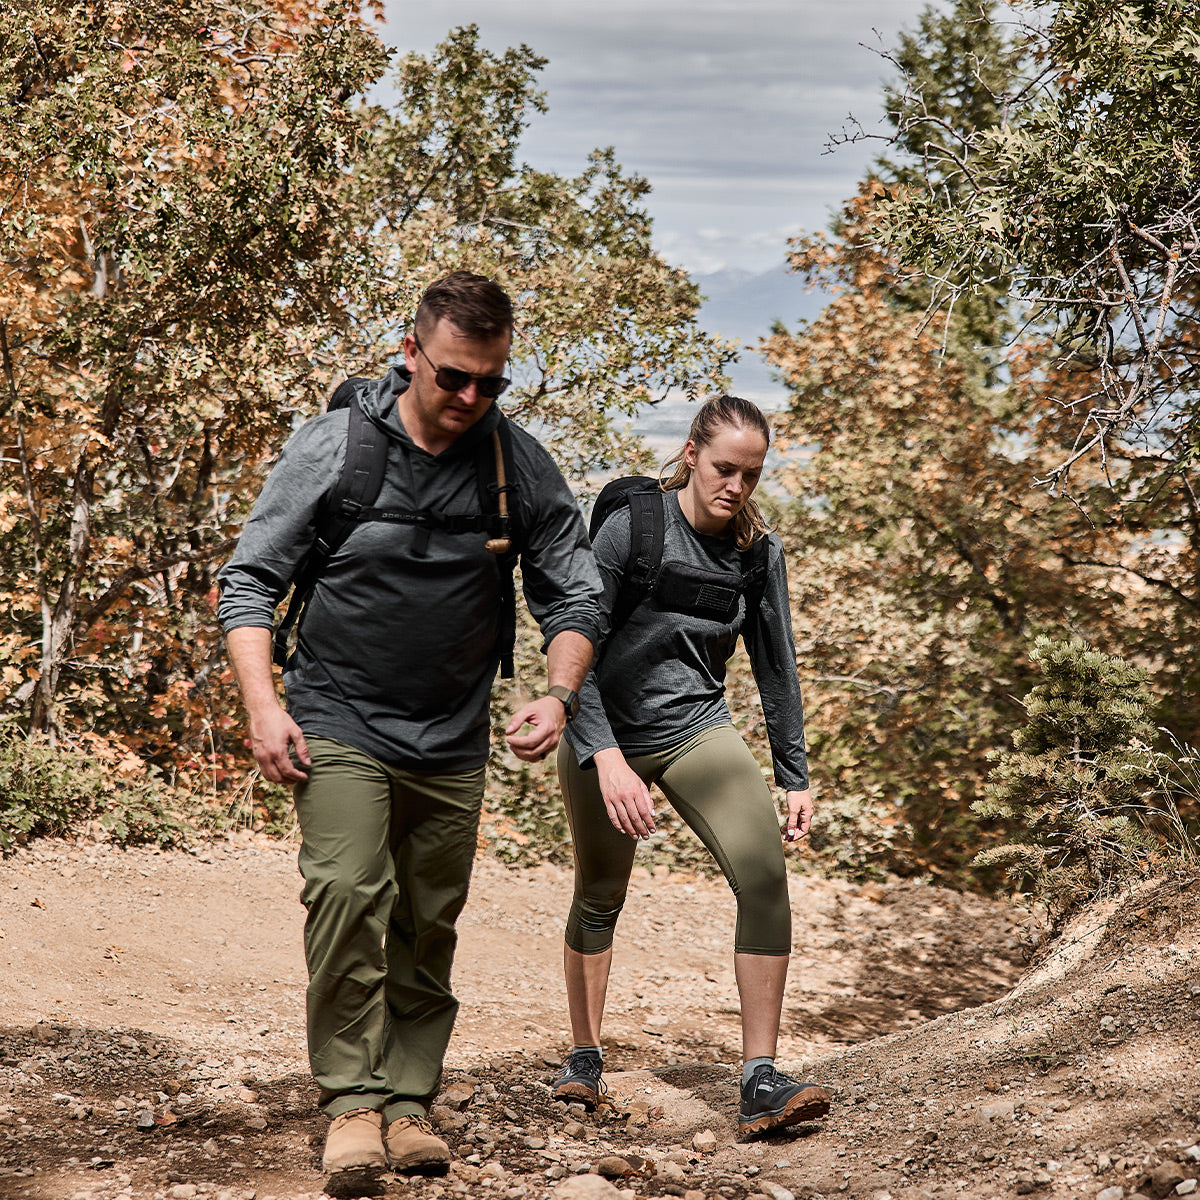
[553,1050,606,1110]
[738,1064,831,1137]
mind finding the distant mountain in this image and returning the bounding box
[692,266,756,297]
[692,264,831,405]
[695,263,828,346]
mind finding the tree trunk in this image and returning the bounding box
[28,455,95,737]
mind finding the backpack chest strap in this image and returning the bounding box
[349,505,499,535]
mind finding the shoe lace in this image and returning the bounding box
[753,1064,797,1092]
[567,1052,603,1081]
[339,1108,381,1126]
[394,1115,436,1135]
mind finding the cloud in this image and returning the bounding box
[656,223,810,276]
[381,0,935,271]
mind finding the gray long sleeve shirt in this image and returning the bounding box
[217,369,602,771]
[565,490,809,790]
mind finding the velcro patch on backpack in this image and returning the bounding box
[653,562,743,623]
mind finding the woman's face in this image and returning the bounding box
[682,422,768,535]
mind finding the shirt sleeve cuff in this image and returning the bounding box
[539,616,602,654]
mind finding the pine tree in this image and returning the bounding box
[973,636,1158,916]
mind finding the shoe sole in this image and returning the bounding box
[553,1082,599,1111]
[388,1152,451,1177]
[738,1087,831,1138]
[323,1164,387,1197]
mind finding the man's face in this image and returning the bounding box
[400,317,512,454]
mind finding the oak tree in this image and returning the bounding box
[0,6,725,799]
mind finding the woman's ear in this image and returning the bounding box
[683,439,698,469]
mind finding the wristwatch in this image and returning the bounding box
[545,685,580,722]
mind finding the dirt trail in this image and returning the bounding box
[1,837,1197,1200]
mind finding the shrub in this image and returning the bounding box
[0,729,188,853]
[972,636,1162,919]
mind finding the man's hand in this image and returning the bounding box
[246,704,312,784]
[781,788,814,843]
[596,748,655,839]
[506,629,594,762]
[225,626,311,784]
[505,695,565,763]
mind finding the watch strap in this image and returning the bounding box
[546,685,580,721]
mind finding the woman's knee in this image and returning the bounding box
[729,859,791,954]
[565,888,628,954]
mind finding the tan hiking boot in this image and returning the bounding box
[385,1114,451,1175]
[322,1108,387,1174]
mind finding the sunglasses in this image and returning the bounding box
[412,332,511,399]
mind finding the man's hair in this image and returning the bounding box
[414,271,514,340]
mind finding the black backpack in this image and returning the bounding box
[589,476,771,639]
[272,374,522,676]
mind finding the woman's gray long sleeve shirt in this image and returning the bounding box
[564,490,809,790]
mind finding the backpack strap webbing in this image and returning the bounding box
[342,421,521,677]
[494,422,518,686]
[609,488,665,634]
[607,495,776,656]
[273,407,523,676]
[481,419,520,679]
[332,389,389,515]
[739,533,778,671]
[740,535,770,611]
[272,392,389,667]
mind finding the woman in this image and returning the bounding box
[553,394,831,1138]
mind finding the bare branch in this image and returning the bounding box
[79,539,237,630]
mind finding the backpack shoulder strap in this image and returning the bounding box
[608,487,665,634]
[329,392,389,515]
[478,415,521,678]
[739,532,778,671]
[740,532,771,610]
[272,394,389,667]
[627,488,664,593]
[478,416,521,550]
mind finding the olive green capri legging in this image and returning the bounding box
[558,722,791,957]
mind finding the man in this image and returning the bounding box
[218,272,600,1182]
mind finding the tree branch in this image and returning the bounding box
[79,539,237,630]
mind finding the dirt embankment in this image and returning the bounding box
[1,838,1197,1200]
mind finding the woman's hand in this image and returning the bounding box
[781,788,813,843]
[595,748,656,839]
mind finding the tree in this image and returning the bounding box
[0,7,727,796]
[868,0,1200,493]
[757,0,1200,877]
[2,0,390,745]
[974,636,1160,918]
[841,0,1023,353]
[762,189,1147,875]
[867,0,1200,764]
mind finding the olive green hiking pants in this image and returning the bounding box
[293,736,485,1121]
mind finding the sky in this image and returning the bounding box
[379,0,936,277]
